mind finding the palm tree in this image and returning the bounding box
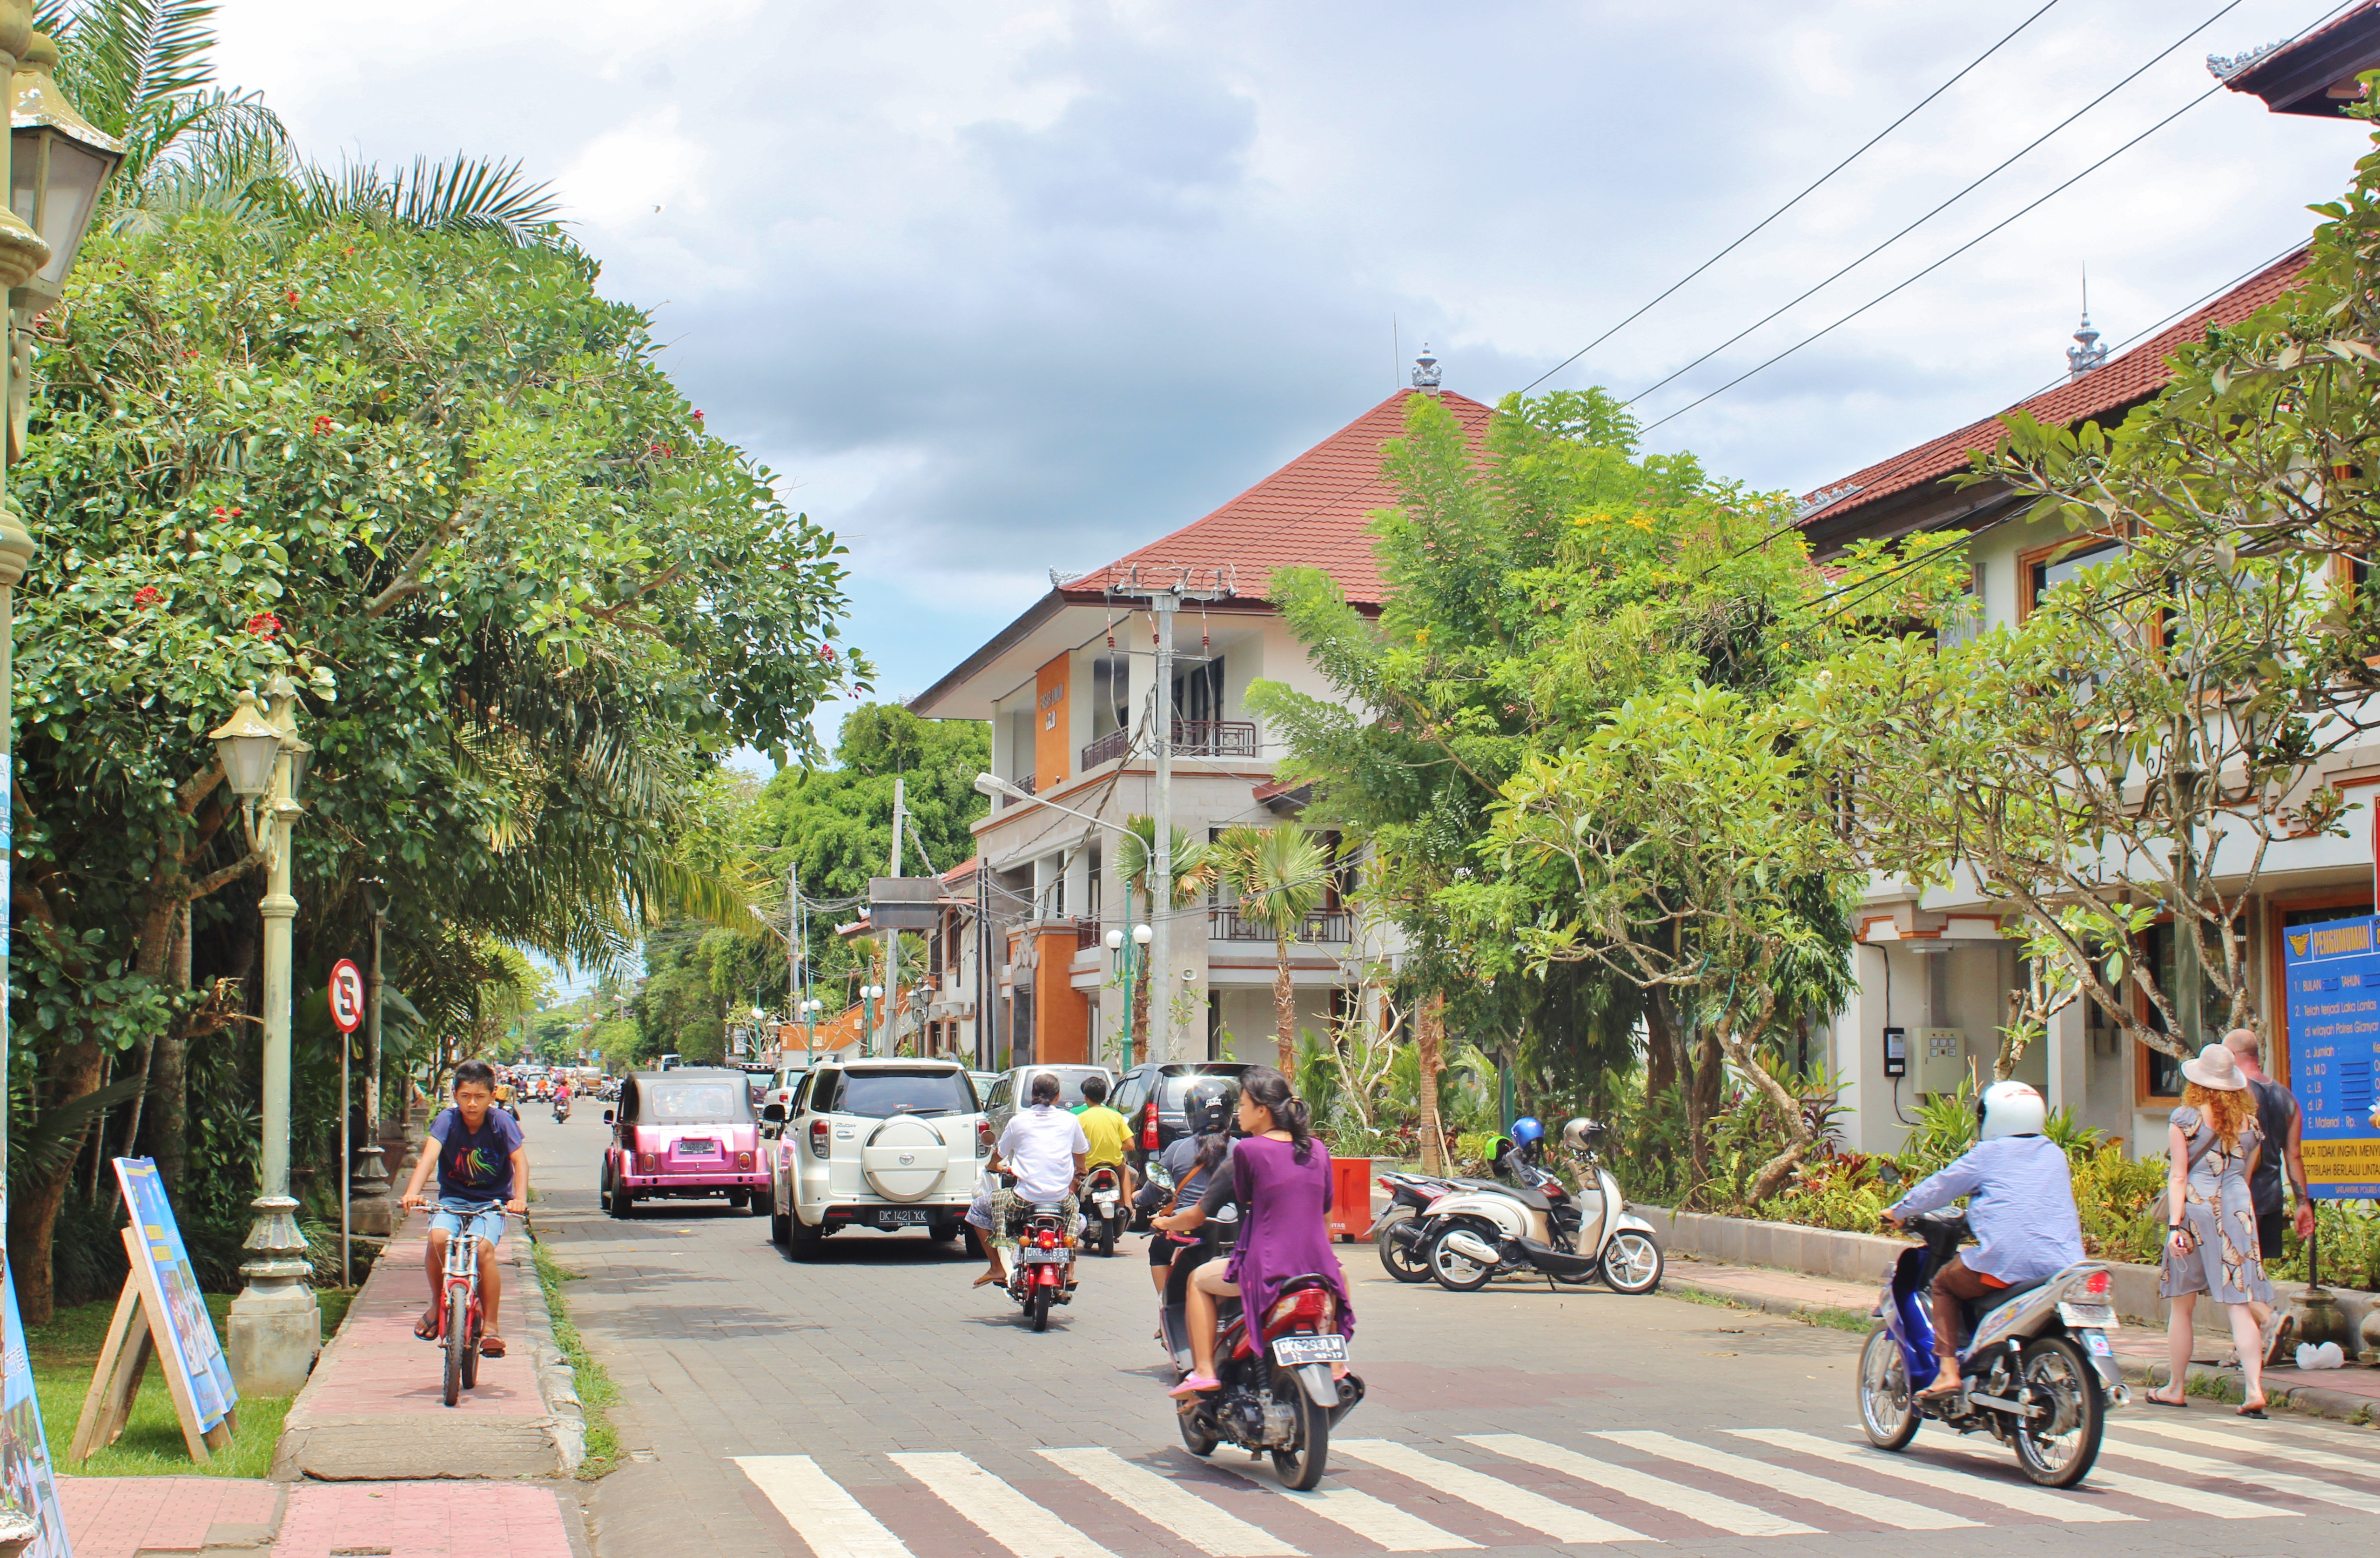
[48,0,565,244]
[1111,817,1209,1060]
[1214,825,1331,1072]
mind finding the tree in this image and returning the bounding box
[1213,824,1330,1071]
[1112,817,1211,1059]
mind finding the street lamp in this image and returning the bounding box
[219,673,320,1396]
[9,33,122,314]
[860,985,884,1054]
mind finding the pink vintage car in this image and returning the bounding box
[600,1068,766,1218]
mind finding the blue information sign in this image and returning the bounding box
[2281,914,2380,1199]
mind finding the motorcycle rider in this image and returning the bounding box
[992,1072,1088,1277]
[1882,1079,2084,1399]
[1146,1082,1235,1295]
[1076,1074,1135,1214]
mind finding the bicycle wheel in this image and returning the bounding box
[462,1304,481,1390]
[442,1285,468,1406]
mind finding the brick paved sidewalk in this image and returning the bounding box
[58,1476,577,1558]
[1668,1250,2380,1423]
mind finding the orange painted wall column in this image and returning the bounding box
[1033,655,1070,792]
[1034,931,1089,1065]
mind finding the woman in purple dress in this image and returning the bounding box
[1153,1067,1352,1396]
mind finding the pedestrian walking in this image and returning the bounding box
[2225,1027,2312,1363]
[2145,1042,2275,1417]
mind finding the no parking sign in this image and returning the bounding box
[329,958,366,1034]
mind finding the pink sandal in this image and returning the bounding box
[1168,1374,1220,1398]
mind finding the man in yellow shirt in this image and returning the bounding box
[1076,1074,1133,1203]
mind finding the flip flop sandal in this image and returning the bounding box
[480,1336,507,1358]
[2236,1403,2267,1419]
[414,1315,439,1342]
[2143,1390,2190,1408]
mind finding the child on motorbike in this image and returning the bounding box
[1152,1066,1351,1396]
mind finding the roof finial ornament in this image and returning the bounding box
[1411,342,1441,392]
[2066,267,2106,382]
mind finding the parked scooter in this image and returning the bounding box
[1860,1205,2125,1488]
[1395,1119,1663,1294]
[1084,1163,1129,1256]
[1158,1202,1365,1491]
[1006,1197,1079,1331]
[1371,1170,1464,1283]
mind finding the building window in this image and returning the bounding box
[2019,537,2122,620]
[1173,656,1224,723]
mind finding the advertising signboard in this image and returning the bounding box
[2281,914,2380,1199]
[1,1274,68,1557]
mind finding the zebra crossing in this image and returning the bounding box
[733,1421,2373,1557]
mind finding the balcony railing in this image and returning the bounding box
[1174,719,1257,758]
[999,773,1037,808]
[1209,906,1351,944]
[1080,728,1131,770]
[1075,918,1104,950]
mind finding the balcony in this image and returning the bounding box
[998,773,1037,808]
[1074,918,1104,950]
[1209,906,1351,944]
[1079,721,1257,770]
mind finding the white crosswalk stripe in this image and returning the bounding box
[2119,1417,2380,1481]
[1037,1446,1303,1557]
[2104,1435,2380,1516]
[1333,1439,1643,1545]
[1465,1433,1822,1537]
[732,1456,913,1558]
[887,1452,1122,1558]
[1597,1430,1977,1530]
[734,1421,2351,1558]
[1206,1459,1481,1551]
[1728,1430,2138,1521]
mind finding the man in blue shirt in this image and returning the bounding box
[400,1059,530,1358]
[1884,1080,2083,1397]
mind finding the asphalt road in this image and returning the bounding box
[523,1108,2379,1558]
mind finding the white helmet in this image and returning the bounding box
[1976,1080,2047,1140]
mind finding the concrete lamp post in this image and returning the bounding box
[0,34,121,1522]
[860,986,884,1055]
[210,677,323,1396]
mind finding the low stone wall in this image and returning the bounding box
[1637,1205,2376,1343]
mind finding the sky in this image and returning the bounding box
[217,0,2366,792]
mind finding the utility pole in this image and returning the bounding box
[883,776,905,1057]
[1151,596,1175,1061]
[975,856,991,1068]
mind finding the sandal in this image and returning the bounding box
[972,1272,1004,1289]
[2237,1398,2267,1419]
[413,1312,439,1342]
[479,1335,506,1358]
[2143,1387,2189,1408]
[1168,1374,1220,1398]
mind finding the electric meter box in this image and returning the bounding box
[1914,1027,1969,1094]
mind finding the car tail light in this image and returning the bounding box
[976,1119,994,1157]
[2084,1269,2111,1297]
[1142,1100,1159,1149]
[1266,1287,1335,1331]
[809,1119,830,1159]
[736,1151,753,1170]
[1038,1227,1056,1251]
[638,1152,659,1175]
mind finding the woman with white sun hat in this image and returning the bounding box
[2144,1041,2276,1417]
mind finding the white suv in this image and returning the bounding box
[764,1058,987,1256]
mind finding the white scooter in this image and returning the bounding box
[1400,1118,1663,1294]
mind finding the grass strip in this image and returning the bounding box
[530,1239,620,1480]
[29,1289,355,1478]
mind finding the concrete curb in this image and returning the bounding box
[2118,1354,2379,1426]
[515,1213,587,1473]
[1668,1277,1872,1327]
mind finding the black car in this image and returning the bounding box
[1111,1061,1256,1180]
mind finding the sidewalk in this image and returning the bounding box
[1667,1251,2380,1425]
[57,1207,587,1558]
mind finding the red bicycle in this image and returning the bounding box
[433,1204,501,1406]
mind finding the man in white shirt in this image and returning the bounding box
[989,1072,1088,1274]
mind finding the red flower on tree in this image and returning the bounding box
[311,414,334,434]
[285,289,300,306]
[246,611,282,639]
[818,644,836,662]
[132,586,161,609]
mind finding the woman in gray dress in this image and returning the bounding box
[2145,1042,2274,1417]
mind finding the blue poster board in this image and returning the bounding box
[111,1160,236,1430]
[2281,915,2380,1199]
[2,1271,71,1558]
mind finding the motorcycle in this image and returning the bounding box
[1084,1163,1129,1256]
[1371,1170,1464,1283]
[1396,1120,1663,1294]
[1159,1203,1365,1491]
[1860,1206,2125,1488]
[1005,1197,1078,1331]
[552,1099,571,1124]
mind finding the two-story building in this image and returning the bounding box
[911,370,1494,1069]
[1802,7,2380,1155]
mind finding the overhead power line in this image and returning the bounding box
[1520,0,2068,396]
[1623,0,2248,418]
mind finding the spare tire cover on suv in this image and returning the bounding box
[862,1115,949,1202]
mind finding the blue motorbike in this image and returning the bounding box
[1859,1208,2127,1488]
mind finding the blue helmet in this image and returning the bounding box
[1510,1116,1545,1149]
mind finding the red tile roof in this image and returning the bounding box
[1800,248,2313,528]
[1062,389,1498,609]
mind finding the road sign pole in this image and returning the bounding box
[325,960,367,1289]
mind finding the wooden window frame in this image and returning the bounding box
[2017,534,2125,621]
[2129,912,2248,1107]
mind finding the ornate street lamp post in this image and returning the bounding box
[210,676,321,1395]
[860,985,884,1056]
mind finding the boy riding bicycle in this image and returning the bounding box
[400,1058,531,1357]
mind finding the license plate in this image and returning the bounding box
[679,1140,715,1155]
[876,1209,928,1225]
[2058,1302,2117,1330]
[2082,1330,2112,1357]
[1022,1248,1069,1263]
[1271,1335,1348,1366]
[1095,1197,1117,1213]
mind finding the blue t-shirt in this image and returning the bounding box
[429,1105,524,1204]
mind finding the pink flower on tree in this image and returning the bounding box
[246,611,282,639]
[132,586,161,609]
